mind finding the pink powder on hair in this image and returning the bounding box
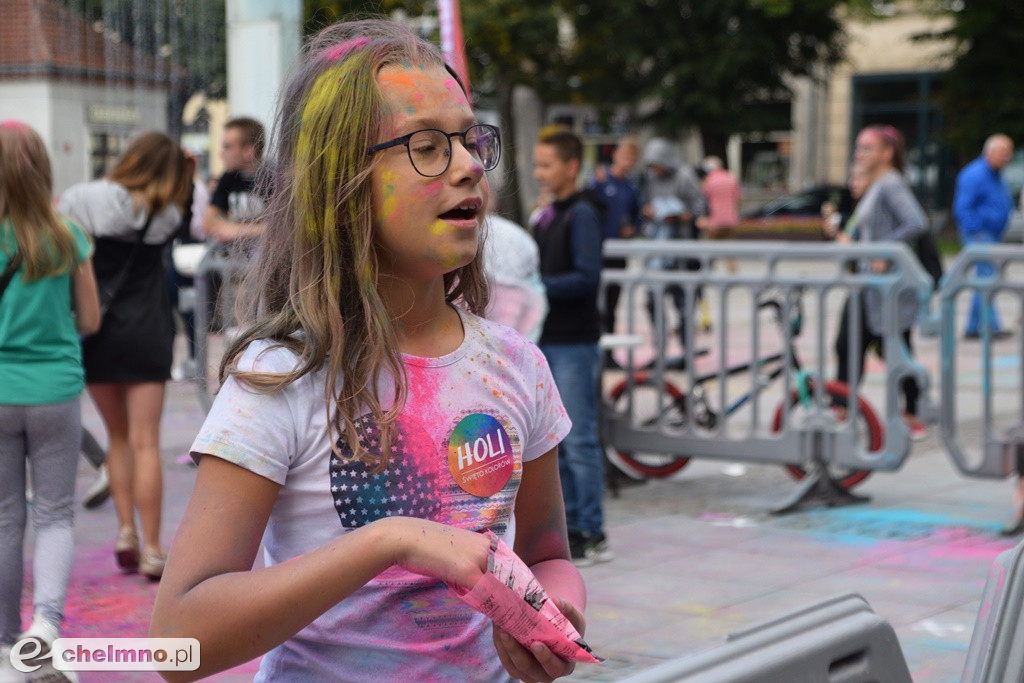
[0,120,24,128]
[323,37,370,62]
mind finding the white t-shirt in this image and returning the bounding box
[482,214,548,342]
[58,179,182,245]
[191,308,571,682]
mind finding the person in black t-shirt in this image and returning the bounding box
[204,117,266,243]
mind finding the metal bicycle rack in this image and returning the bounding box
[598,239,1024,512]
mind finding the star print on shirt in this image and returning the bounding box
[330,413,440,528]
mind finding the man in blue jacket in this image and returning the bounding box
[953,134,1015,339]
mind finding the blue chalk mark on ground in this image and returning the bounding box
[775,507,1002,546]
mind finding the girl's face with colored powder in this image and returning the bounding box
[371,64,488,282]
[853,128,891,178]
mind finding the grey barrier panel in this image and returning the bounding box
[933,244,1024,479]
[600,240,934,473]
[618,593,912,683]
[962,539,1024,682]
[192,245,250,413]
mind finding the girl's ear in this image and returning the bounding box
[881,144,894,166]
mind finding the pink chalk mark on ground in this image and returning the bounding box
[21,547,262,681]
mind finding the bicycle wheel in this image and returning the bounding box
[770,380,882,489]
[606,374,691,478]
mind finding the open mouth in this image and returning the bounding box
[438,207,478,221]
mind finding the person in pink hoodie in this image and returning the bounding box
[697,156,741,273]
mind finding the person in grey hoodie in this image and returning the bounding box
[639,138,706,350]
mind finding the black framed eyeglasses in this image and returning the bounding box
[366,123,501,177]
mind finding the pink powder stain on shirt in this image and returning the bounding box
[322,37,369,62]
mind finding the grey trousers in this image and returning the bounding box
[0,397,81,643]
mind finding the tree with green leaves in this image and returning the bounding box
[54,0,227,135]
[912,0,1024,162]
[558,0,850,160]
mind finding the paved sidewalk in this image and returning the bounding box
[13,378,1013,683]
[15,254,1024,683]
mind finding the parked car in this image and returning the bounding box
[741,185,854,229]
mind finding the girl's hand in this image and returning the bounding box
[493,598,586,682]
[836,232,853,244]
[382,517,491,590]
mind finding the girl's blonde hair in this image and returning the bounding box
[0,121,80,282]
[109,131,193,214]
[223,19,489,468]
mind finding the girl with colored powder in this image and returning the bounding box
[152,19,584,682]
[0,121,100,673]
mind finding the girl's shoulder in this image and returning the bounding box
[462,309,544,368]
[234,337,305,375]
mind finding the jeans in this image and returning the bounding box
[539,343,604,535]
[966,259,1002,335]
[0,397,81,642]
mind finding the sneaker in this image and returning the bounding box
[82,465,110,510]
[584,532,614,564]
[1,644,24,683]
[568,532,593,568]
[904,414,927,442]
[570,531,613,567]
[17,614,59,665]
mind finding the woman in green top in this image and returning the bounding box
[0,121,100,672]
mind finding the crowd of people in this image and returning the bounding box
[1,13,1023,682]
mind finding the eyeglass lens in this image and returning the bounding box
[408,125,499,176]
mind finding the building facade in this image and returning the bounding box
[0,0,173,194]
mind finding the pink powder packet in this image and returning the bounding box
[447,531,602,664]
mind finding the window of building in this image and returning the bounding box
[87,131,130,179]
[851,72,953,210]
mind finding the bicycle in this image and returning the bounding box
[601,286,885,492]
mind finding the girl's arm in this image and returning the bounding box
[494,447,587,681]
[71,257,101,335]
[151,455,491,682]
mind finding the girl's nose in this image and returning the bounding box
[448,138,485,185]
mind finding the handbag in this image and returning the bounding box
[98,212,155,318]
[0,249,22,303]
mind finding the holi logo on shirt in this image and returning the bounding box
[447,413,514,498]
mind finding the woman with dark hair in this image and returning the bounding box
[835,125,928,440]
[59,131,194,580]
[0,121,100,671]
